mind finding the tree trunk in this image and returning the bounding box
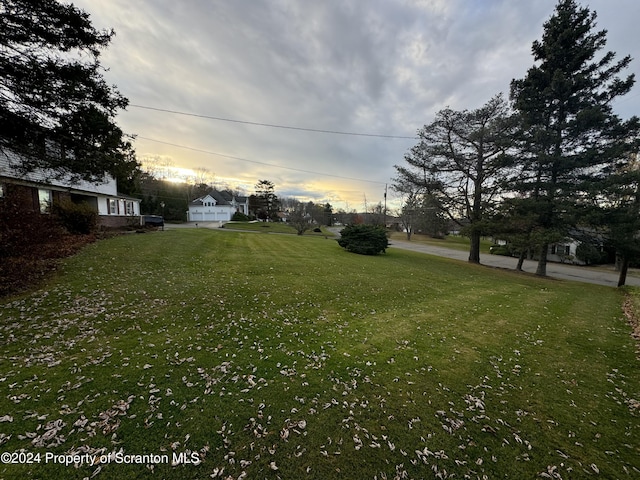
[618,256,629,287]
[536,243,548,276]
[469,232,481,264]
[516,251,526,271]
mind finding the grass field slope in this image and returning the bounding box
[0,229,638,479]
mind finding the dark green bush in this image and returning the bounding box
[52,198,98,234]
[231,211,250,221]
[338,224,389,255]
[575,242,607,265]
[489,244,512,256]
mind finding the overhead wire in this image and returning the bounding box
[136,135,389,185]
[128,104,419,140]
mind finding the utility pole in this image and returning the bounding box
[363,193,368,224]
[383,184,387,229]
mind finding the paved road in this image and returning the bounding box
[388,238,640,288]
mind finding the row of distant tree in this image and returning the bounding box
[136,174,397,231]
[133,175,337,225]
[393,0,640,286]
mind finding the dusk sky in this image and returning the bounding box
[74,0,640,210]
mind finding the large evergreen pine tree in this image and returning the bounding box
[596,154,640,286]
[510,0,638,276]
[395,94,515,264]
[0,0,137,184]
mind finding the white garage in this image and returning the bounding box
[187,190,249,222]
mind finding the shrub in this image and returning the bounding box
[232,211,250,221]
[52,198,98,234]
[0,198,64,258]
[0,198,97,296]
[489,244,512,256]
[338,224,389,255]
[576,242,607,265]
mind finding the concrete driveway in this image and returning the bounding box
[388,238,640,288]
[164,222,224,229]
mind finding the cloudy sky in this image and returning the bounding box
[74,0,640,210]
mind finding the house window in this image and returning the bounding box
[38,189,52,214]
[125,201,134,215]
[109,198,117,214]
[551,244,570,255]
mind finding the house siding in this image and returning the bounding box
[548,241,591,265]
[0,153,118,196]
[1,150,140,228]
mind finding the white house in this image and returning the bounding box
[548,240,580,264]
[188,190,249,222]
[0,150,141,228]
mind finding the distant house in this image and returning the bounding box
[548,241,579,264]
[187,190,249,222]
[492,229,609,266]
[547,229,608,265]
[276,211,289,223]
[0,150,141,228]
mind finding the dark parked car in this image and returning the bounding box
[142,215,164,229]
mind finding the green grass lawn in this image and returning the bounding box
[0,229,638,479]
[221,221,332,236]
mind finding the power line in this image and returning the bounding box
[129,104,418,140]
[136,135,389,185]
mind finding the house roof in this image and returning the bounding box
[189,189,248,206]
[1,149,119,197]
[117,192,142,202]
